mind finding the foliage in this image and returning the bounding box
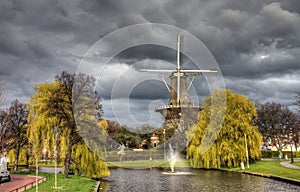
[72,141,109,178]
[135,124,158,148]
[260,150,300,158]
[112,125,141,148]
[6,147,28,166]
[107,122,162,149]
[260,150,280,158]
[256,102,298,156]
[188,90,261,168]
[27,71,109,178]
[27,82,60,172]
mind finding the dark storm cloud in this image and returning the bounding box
[1,0,300,126]
[113,45,177,65]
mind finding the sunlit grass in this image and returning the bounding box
[10,172,96,192]
[293,161,300,167]
[224,160,300,181]
[108,159,190,168]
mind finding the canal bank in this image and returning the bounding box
[222,159,300,186]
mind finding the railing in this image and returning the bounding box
[9,177,46,192]
[155,103,202,110]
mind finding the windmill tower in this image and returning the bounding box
[141,35,217,129]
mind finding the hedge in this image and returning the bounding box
[261,150,300,158]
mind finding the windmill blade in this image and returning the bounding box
[160,75,171,92]
[140,69,177,73]
[180,69,218,73]
[177,35,182,103]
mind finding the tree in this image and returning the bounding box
[0,85,5,106]
[295,92,300,113]
[4,100,28,171]
[72,141,110,178]
[28,71,109,178]
[135,124,157,148]
[188,90,261,168]
[0,109,12,154]
[256,102,297,157]
[294,92,300,150]
[112,126,141,148]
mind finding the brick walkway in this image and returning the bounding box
[0,174,45,192]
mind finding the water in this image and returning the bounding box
[100,168,300,192]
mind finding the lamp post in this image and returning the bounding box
[290,129,294,164]
[52,124,62,190]
[290,141,294,163]
[244,134,249,169]
[163,128,166,161]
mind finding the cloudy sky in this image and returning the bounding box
[1,0,300,128]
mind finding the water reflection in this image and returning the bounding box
[100,168,300,192]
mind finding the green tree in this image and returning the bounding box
[188,90,261,168]
[28,71,109,178]
[113,126,141,148]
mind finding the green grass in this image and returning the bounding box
[10,172,96,192]
[108,159,191,168]
[224,160,300,181]
[293,161,300,167]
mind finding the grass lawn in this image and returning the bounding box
[108,159,191,168]
[224,160,300,181]
[292,160,300,167]
[10,172,96,192]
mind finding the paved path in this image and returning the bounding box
[0,174,45,192]
[280,161,300,170]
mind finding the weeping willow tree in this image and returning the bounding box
[27,72,109,179]
[188,90,261,168]
[72,141,109,178]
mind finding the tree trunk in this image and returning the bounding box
[63,135,73,178]
[279,150,283,159]
[26,152,30,168]
[14,143,20,171]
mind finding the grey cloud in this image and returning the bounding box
[1,0,300,127]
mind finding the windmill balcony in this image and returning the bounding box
[155,103,202,111]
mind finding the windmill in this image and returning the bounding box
[140,35,217,129]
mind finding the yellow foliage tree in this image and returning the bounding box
[27,72,109,179]
[188,90,261,168]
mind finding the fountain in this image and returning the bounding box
[168,144,176,173]
[162,144,192,175]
